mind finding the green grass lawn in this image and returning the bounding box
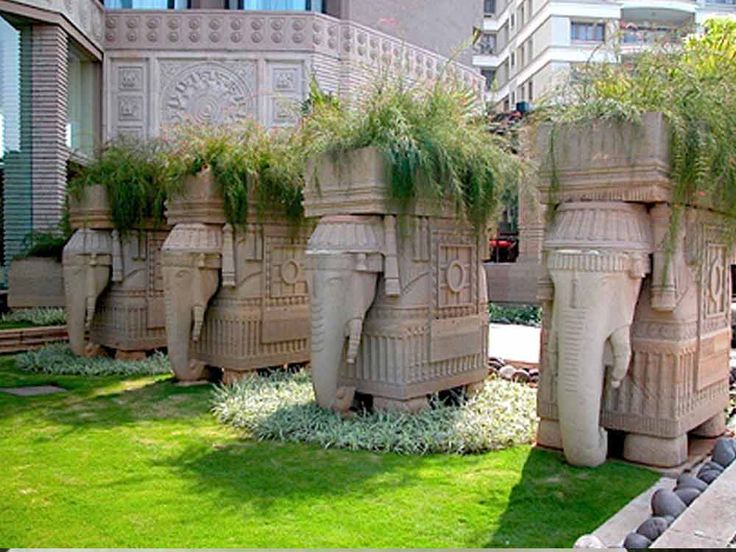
[0,356,659,548]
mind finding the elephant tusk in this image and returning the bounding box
[345,318,364,365]
[609,325,632,388]
[191,305,205,343]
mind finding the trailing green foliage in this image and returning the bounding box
[15,230,68,261]
[301,78,522,231]
[1,308,66,328]
[489,303,541,328]
[68,138,172,233]
[540,19,736,233]
[16,343,170,377]
[165,122,305,225]
[213,370,537,455]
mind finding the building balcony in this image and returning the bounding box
[620,1,696,26]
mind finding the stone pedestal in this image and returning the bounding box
[161,170,311,382]
[535,113,732,468]
[305,147,489,411]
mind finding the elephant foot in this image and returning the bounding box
[221,369,253,386]
[115,350,147,361]
[623,433,688,468]
[172,359,209,383]
[536,419,563,450]
[691,413,726,438]
[373,395,429,414]
[83,342,105,358]
[333,386,356,413]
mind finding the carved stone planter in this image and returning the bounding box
[63,185,169,357]
[161,170,312,383]
[304,147,489,412]
[535,116,732,468]
[8,257,65,309]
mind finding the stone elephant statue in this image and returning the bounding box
[543,202,652,467]
[306,214,401,411]
[62,228,114,356]
[161,223,223,381]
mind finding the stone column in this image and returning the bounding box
[30,24,68,232]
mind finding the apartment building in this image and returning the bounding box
[475,0,736,111]
[0,0,480,272]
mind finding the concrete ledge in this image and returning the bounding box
[652,462,736,548]
[0,326,68,354]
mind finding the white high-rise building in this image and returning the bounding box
[475,0,736,111]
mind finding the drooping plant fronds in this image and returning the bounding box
[165,121,306,225]
[300,77,523,232]
[68,137,172,233]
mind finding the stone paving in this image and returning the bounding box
[0,385,66,397]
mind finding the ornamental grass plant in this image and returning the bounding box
[539,19,736,235]
[213,370,537,455]
[165,121,305,225]
[300,78,523,231]
[68,137,172,233]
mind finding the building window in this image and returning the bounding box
[237,0,324,10]
[67,43,100,157]
[481,68,496,91]
[571,21,606,42]
[527,80,533,101]
[104,0,189,8]
[477,33,496,55]
[484,0,496,14]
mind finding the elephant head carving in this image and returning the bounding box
[544,202,652,467]
[306,215,400,411]
[161,223,224,381]
[62,229,114,356]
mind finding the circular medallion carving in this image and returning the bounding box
[252,31,263,43]
[210,17,223,30]
[189,31,200,42]
[168,17,181,29]
[293,32,304,44]
[231,32,243,43]
[169,31,180,42]
[231,19,242,30]
[272,31,283,43]
[447,260,467,294]
[251,18,264,30]
[126,30,138,41]
[280,260,302,286]
[127,16,139,29]
[162,63,256,127]
[106,31,116,42]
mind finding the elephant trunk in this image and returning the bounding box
[62,229,113,356]
[162,224,222,382]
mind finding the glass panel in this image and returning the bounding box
[0,15,32,269]
[104,0,188,9]
[67,43,100,157]
[240,0,322,11]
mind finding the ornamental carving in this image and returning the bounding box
[160,61,256,126]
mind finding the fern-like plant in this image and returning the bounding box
[300,78,522,231]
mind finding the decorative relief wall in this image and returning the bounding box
[17,0,104,47]
[103,11,482,139]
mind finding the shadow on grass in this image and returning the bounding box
[487,448,659,548]
[154,437,491,513]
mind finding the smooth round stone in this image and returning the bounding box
[512,369,530,383]
[636,516,670,541]
[712,438,736,468]
[674,487,701,506]
[574,534,606,548]
[676,474,708,492]
[651,489,686,519]
[498,365,517,380]
[623,532,652,550]
[697,469,721,484]
[703,460,725,473]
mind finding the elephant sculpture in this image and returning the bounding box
[62,228,113,356]
[306,215,396,410]
[161,223,223,381]
[543,202,652,467]
[304,148,488,413]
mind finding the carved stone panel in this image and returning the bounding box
[159,60,257,127]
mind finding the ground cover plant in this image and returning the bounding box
[489,303,542,328]
[16,343,169,377]
[166,122,306,225]
[540,19,736,239]
[213,370,537,455]
[0,308,66,330]
[0,356,659,547]
[301,78,522,230]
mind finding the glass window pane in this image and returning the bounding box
[67,43,100,157]
[104,0,188,9]
[240,0,321,10]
